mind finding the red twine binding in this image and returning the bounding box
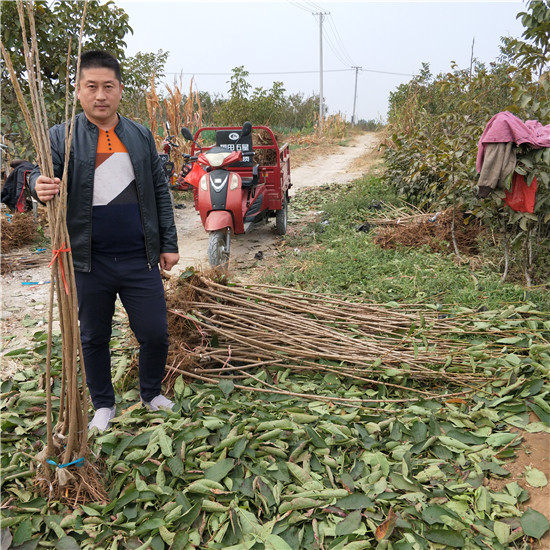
[48,242,71,295]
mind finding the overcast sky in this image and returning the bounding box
[117,0,524,122]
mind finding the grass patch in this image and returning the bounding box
[277,177,549,311]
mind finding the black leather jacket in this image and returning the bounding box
[29,113,178,272]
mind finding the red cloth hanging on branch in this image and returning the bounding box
[476,111,550,172]
[505,172,537,213]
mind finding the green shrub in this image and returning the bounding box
[383,1,549,285]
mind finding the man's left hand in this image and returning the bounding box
[159,252,179,271]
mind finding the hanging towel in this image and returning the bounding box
[476,111,550,173]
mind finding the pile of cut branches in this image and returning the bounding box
[0,211,40,253]
[165,273,527,403]
[254,128,280,166]
[1,249,49,274]
[372,209,483,255]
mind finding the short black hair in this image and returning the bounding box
[80,50,122,82]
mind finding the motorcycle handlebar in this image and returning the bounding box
[163,136,179,148]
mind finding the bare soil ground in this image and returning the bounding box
[487,423,550,549]
[170,132,381,275]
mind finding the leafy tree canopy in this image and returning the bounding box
[120,49,169,120]
[122,50,169,96]
[1,0,132,148]
[1,0,131,90]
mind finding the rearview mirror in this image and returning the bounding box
[242,121,252,137]
[181,127,194,141]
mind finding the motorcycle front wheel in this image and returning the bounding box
[208,229,231,267]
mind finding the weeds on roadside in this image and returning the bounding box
[273,177,550,311]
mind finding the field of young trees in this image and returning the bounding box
[384,1,549,285]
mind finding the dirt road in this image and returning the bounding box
[171,132,380,274]
[1,132,380,368]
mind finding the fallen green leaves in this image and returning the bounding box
[520,508,549,540]
[1,347,549,549]
[524,467,548,488]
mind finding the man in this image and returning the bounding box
[30,50,179,432]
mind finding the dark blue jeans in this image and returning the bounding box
[75,254,168,409]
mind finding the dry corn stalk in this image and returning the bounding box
[183,77,203,133]
[315,112,347,139]
[147,75,204,154]
[1,0,106,504]
[146,73,162,149]
[164,79,184,165]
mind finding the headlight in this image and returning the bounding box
[200,174,209,191]
[229,173,239,190]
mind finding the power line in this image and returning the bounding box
[323,28,351,68]
[325,19,352,66]
[361,68,414,77]
[164,69,354,76]
[287,0,313,14]
[286,1,406,76]
[287,3,358,72]
[164,68,413,77]
[303,0,324,11]
[326,14,355,66]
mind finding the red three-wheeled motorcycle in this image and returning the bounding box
[180,122,291,266]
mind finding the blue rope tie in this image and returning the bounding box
[46,457,85,469]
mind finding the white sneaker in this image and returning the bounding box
[88,406,116,432]
[143,394,175,411]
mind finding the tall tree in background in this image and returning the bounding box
[1,0,132,157]
[211,66,321,128]
[504,0,550,80]
[120,49,169,122]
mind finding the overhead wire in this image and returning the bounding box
[166,2,415,80]
[323,29,352,68]
[302,0,324,11]
[164,68,414,77]
[361,68,414,77]
[326,14,355,66]
[288,2,356,70]
[287,0,314,14]
[164,69,355,76]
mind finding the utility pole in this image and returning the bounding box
[351,66,361,125]
[468,37,475,86]
[315,11,329,130]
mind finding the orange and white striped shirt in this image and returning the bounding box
[91,127,145,256]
